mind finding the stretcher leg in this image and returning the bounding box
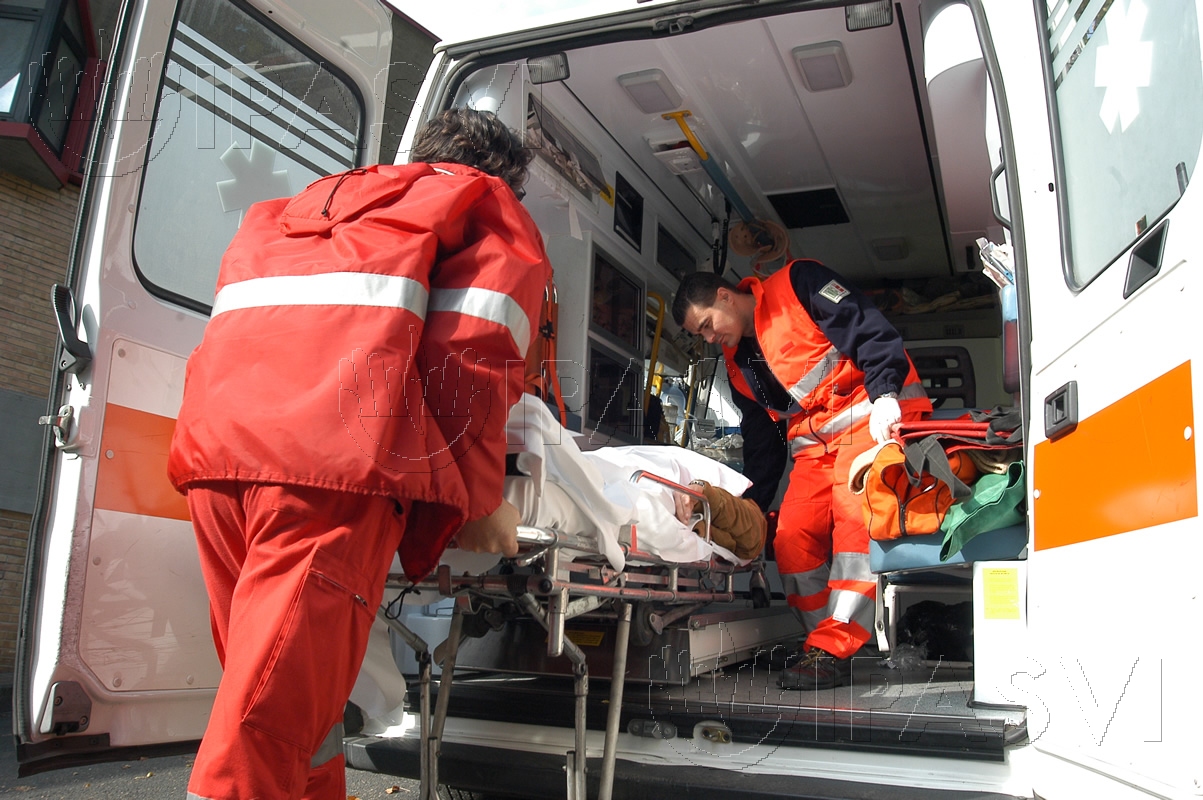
[517,593,589,799]
[570,661,588,800]
[419,653,435,800]
[376,611,438,800]
[428,604,465,795]
[599,602,632,800]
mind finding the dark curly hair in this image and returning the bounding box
[410,108,533,194]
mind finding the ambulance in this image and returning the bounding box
[15,0,1202,797]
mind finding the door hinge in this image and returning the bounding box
[39,405,76,448]
[43,681,92,735]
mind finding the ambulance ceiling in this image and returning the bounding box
[557,2,954,285]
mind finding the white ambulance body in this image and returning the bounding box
[16,0,1202,798]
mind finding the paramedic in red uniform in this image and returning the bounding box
[673,264,930,690]
[167,108,551,799]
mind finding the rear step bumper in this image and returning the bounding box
[344,736,1027,800]
[421,675,1022,762]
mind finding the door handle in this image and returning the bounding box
[990,160,1011,228]
[1044,381,1078,440]
[52,284,91,376]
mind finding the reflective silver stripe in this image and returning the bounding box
[788,399,873,456]
[311,720,344,768]
[781,565,829,599]
[793,605,828,637]
[429,286,532,356]
[786,378,929,455]
[819,398,873,437]
[782,566,830,637]
[187,793,216,800]
[829,552,871,583]
[787,347,842,402]
[829,587,875,628]
[211,272,429,320]
[789,435,822,457]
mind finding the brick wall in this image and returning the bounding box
[0,510,33,673]
[0,171,80,675]
[0,172,80,398]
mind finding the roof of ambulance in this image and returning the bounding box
[389,0,722,53]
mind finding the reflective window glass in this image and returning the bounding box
[0,18,35,113]
[1047,0,1203,284]
[133,0,361,307]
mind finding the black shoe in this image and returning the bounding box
[778,647,851,690]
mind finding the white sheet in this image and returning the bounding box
[502,394,751,566]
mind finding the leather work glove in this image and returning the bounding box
[680,481,767,560]
[868,394,902,444]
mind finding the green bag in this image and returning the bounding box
[939,460,1025,561]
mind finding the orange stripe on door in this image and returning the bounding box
[95,403,191,522]
[1034,361,1196,550]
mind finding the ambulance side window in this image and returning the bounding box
[1046,0,1203,287]
[132,0,363,310]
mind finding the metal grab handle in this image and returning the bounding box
[629,469,712,545]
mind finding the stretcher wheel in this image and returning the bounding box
[749,568,771,609]
[631,602,657,647]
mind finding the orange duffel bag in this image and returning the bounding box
[849,440,979,541]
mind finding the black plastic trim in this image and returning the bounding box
[345,737,1026,800]
[16,735,200,778]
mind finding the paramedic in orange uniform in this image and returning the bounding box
[673,264,930,689]
[168,108,551,799]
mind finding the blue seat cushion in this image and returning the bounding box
[869,524,1027,573]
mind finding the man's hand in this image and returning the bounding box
[868,395,902,444]
[454,500,520,557]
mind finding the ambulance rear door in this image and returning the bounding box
[979,0,1202,796]
[14,0,433,773]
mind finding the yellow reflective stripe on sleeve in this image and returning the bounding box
[210,273,429,319]
[428,286,532,356]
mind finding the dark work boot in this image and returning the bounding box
[778,647,852,690]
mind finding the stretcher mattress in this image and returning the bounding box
[443,395,753,572]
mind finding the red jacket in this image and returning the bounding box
[723,269,929,453]
[168,163,552,578]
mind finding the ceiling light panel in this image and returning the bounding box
[792,42,853,92]
[617,69,683,113]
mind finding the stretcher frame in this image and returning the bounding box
[379,470,770,800]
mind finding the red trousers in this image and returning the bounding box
[185,483,407,800]
[774,418,879,659]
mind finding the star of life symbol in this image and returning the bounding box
[216,139,291,223]
[1094,0,1153,133]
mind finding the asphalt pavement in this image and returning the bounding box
[1,705,421,799]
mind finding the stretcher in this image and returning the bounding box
[377,399,785,800]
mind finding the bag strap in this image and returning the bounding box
[903,435,974,500]
[969,405,1023,445]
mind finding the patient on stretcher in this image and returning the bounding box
[496,394,766,567]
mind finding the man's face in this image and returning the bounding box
[681,288,749,349]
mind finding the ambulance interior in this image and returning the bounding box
[365,0,1030,782]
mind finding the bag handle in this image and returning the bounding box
[903,435,974,500]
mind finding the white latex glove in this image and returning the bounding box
[868,395,902,444]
